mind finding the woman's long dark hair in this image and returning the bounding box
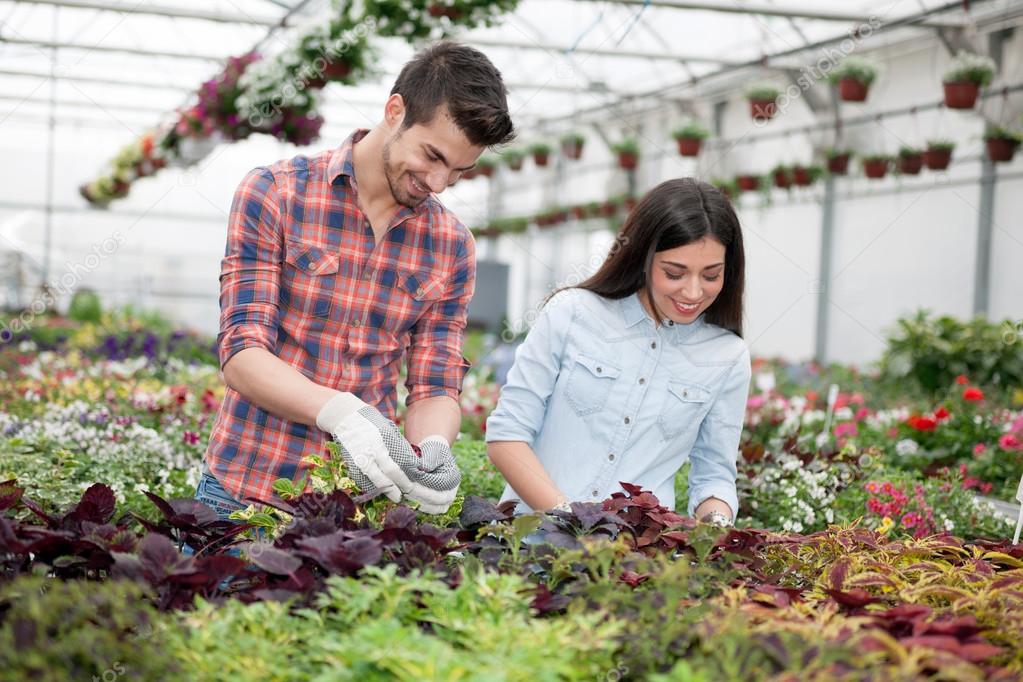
[555,178,745,337]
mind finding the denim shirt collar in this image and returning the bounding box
[620,292,705,343]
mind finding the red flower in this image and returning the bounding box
[907,415,937,432]
[962,387,984,402]
[933,406,950,421]
[955,374,969,385]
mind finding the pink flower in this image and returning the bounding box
[746,395,766,409]
[901,512,922,529]
[183,431,200,445]
[834,422,858,438]
[854,407,870,422]
[999,434,1023,451]
[973,443,987,456]
[865,481,880,494]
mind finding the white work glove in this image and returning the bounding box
[315,393,461,514]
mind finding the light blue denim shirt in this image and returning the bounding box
[485,288,751,516]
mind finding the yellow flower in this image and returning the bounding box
[1013,388,1023,407]
[877,516,894,535]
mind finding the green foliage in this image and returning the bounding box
[877,310,1023,395]
[68,289,103,323]
[0,577,177,682]
[671,120,710,140]
[943,50,996,86]
[827,56,878,84]
[610,137,640,155]
[745,83,780,100]
[163,565,621,681]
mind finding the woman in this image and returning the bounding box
[485,178,750,525]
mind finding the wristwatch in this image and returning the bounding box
[699,511,732,528]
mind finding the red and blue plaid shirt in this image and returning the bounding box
[205,129,476,505]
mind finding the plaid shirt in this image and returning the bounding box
[205,129,476,505]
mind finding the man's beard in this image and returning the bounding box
[382,133,426,210]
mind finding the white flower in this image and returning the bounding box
[895,438,920,456]
[944,518,955,531]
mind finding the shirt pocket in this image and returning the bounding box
[564,353,622,416]
[281,239,340,319]
[657,380,712,441]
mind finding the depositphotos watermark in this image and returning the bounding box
[247,16,378,130]
[754,15,883,127]
[500,233,630,343]
[0,231,127,343]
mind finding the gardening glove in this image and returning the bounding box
[408,435,462,514]
[315,393,460,512]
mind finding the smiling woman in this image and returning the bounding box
[486,179,751,524]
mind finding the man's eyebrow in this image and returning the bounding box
[425,143,475,172]
[662,260,725,270]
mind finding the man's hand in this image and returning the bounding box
[315,393,460,513]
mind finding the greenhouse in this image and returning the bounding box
[1,0,1023,679]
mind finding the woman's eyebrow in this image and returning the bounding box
[662,260,725,270]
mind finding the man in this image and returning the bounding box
[196,42,515,519]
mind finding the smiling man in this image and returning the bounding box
[198,42,515,518]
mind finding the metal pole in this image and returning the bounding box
[973,152,996,318]
[815,175,836,365]
[41,7,59,293]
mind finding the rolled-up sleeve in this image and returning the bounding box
[216,167,283,371]
[485,291,573,444]
[405,234,476,405]
[687,343,752,517]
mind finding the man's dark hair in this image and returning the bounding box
[390,41,515,147]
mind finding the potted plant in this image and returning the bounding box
[791,164,823,186]
[476,156,497,177]
[825,148,852,175]
[503,149,526,171]
[771,164,793,189]
[861,154,891,179]
[671,120,710,156]
[942,51,996,109]
[735,173,761,192]
[828,57,878,102]
[529,142,552,167]
[711,177,738,200]
[983,126,1021,163]
[746,84,780,122]
[896,146,924,175]
[561,132,586,160]
[923,140,955,170]
[611,137,640,170]
[571,204,587,220]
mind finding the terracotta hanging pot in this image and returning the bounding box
[675,137,702,157]
[837,78,869,102]
[942,81,980,109]
[826,154,850,175]
[922,148,953,170]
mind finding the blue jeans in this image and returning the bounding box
[184,470,248,557]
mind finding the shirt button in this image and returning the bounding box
[650,341,657,349]
[416,287,426,297]
[352,318,362,327]
[307,262,317,271]
[596,366,602,373]
[608,453,615,461]
[638,377,646,384]
[591,489,599,497]
[683,389,689,397]
[624,416,631,424]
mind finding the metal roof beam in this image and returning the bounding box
[0,35,224,61]
[9,0,284,26]
[467,37,737,65]
[569,0,959,24]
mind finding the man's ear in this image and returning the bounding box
[384,94,406,130]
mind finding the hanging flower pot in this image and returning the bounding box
[837,78,870,102]
[772,165,792,189]
[624,196,638,212]
[828,58,878,103]
[861,155,891,179]
[560,133,585,160]
[503,150,525,172]
[984,128,1021,163]
[923,140,954,170]
[671,121,710,157]
[428,4,463,19]
[476,157,496,177]
[746,84,780,121]
[942,81,980,109]
[735,174,760,192]
[529,142,552,167]
[712,178,737,200]
[825,150,851,175]
[791,165,816,186]
[611,138,640,171]
[896,147,924,175]
[599,201,617,217]
[941,51,995,109]
[571,205,587,220]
